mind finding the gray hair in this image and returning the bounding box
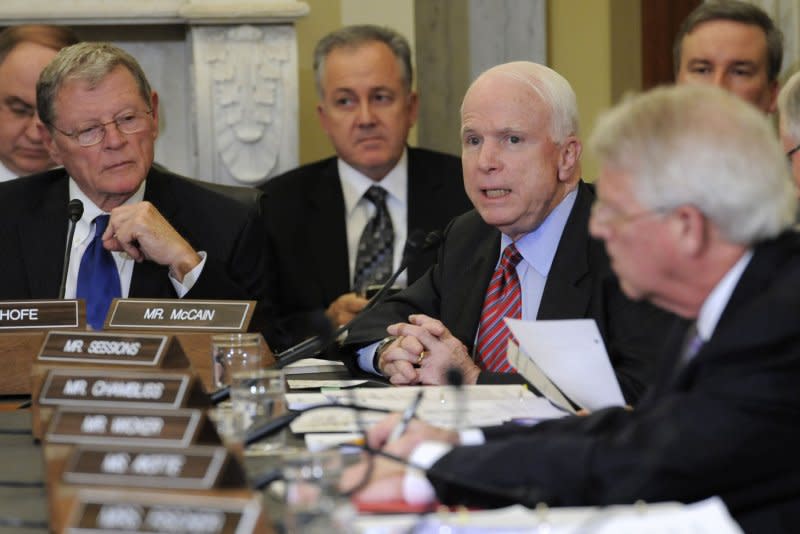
[463,61,579,144]
[590,84,796,245]
[673,0,783,82]
[37,42,152,128]
[313,24,412,98]
[778,71,800,144]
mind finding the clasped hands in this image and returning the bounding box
[378,314,481,385]
[101,201,201,282]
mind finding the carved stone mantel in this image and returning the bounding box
[0,0,309,186]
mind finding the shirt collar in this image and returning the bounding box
[68,178,146,226]
[695,250,753,342]
[339,149,408,216]
[501,187,578,277]
[0,161,17,182]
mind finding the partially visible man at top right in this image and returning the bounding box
[675,0,782,114]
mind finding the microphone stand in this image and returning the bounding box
[58,199,84,299]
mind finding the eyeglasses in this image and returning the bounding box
[590,200,664,229]
[787,143,800,160]
[49,110,153,147]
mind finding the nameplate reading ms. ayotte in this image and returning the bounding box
[106,298,255,331]
[0,299,82,330]
[46,407,221,448]
[66,490,264,534]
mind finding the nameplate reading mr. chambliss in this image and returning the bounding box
[37,331,168,366]
[39,369,190,410]
[107,299,253,331]
[0,300,80,330]
[68,490,262,534]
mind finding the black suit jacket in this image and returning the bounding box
[342,181,679,403]
[0,166,268,308]
[427,231,800,533]
[260,148,470,350]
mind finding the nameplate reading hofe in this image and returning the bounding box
[107,299,254,331]
[69,491,262,534]
[0,300,80,330]
[47,408,206,448]
[37,331,168,366]
[63,446,229,490]
[39,369,190,410]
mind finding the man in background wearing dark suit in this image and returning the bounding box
[0,42,267,329]
[342,85,800,534]
[260,25,470,351]
[342,62,676,404]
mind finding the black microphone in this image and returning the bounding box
[58,199,84,299]
[209,229,443,405]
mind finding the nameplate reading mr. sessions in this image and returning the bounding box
[39,369,190,410]
[68,491,261,534]
[37,331,168,366]
[0,300,80,330]
[63,446,228,490]
[107,299,253,330]
[47,408,203,448]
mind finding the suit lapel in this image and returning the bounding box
[307,161,351,299]
[537,182,593,319]
[22,171,70,297]
[407,148,448,281]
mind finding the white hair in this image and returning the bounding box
[591,84,796,245]
[778,70,800,143]
[462,61,579,144]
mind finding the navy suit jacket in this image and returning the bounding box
[0,166,268,308]
[342,181,680,403]
[427,231,800,534]
[260,147,471,350]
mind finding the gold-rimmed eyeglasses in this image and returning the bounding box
[48,109,154,147]
[590,199,664,229]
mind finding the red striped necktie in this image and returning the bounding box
[475,244,523,372]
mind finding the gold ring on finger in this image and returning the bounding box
[417,351,427,364]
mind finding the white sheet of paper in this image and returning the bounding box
[287,378,367,389]
[506,318,625,410]
[282,357,346,375]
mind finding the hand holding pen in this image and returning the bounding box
[387,389,424,443]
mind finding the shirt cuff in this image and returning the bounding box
[169,251,206,297]
[403,441,453,505]
[458,428,485,446]
[357,341,384,376]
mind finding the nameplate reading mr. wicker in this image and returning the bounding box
[37,331,168,366]
[107,299,253,331]
[39,369,190,410]
[63,446,229,490]
[0,300,80,330]
[68,490,262,534]
[47,408,205,448]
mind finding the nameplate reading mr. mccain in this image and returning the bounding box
[0,300,79,330]
[37,331,168,366]
[39,369,190,410]
[107,299,252,330]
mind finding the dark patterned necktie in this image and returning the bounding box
[76,214,121,330]
[475,244,523,373]
[353,186,394,294]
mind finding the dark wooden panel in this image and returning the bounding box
[641,0,701,89]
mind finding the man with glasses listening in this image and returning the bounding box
[0,42,268,329]
[778,71,800,197]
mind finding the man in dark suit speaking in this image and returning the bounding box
[0,42,267,329]
[342,62,675,403]
[342,85,800,533]
[260,25,470,350]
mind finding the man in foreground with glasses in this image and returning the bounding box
[778,71,800,195]
[340,61,676,404]
[341,85,800,532]
[0,42,267,329]
[0,24,79,181]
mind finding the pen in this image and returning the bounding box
[387,389,424,442]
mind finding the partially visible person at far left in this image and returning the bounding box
[0,42,268,331]
[0,24,79,180]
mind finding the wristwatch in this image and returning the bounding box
[372,335,398,374]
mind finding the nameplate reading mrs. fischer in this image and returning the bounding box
[39,369,190,410]
[0,300,80,330]
[47,408,203,448]
[68,490,261,534]
[63,446,228,490]
[107,299,253,331]
[37,331,168,366]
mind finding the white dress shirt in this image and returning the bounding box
[63,178,206,300]
[338,149,409,291]
[0,161,17,182]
